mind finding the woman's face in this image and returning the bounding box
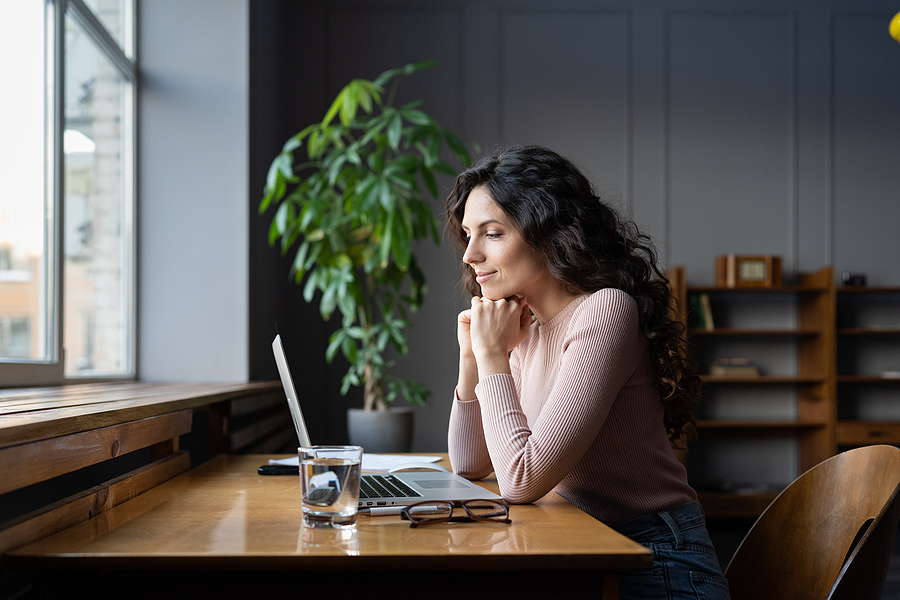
[461,186,549,301]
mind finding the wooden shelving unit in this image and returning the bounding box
[669,266,835,519]
[835,286,900,446]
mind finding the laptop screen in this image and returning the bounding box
[272,334,312,447]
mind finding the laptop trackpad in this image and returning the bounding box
[413,479,472,489]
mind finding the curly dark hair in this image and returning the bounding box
[445,145,700,447]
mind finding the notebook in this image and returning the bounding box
[272,334,503,508]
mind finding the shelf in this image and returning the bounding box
[700,376,826,384]
[836,375,900,383]
[690,328,820,336]
[670,265,836,516]
[697,420,827,431]
[836,421,900,445]
[838,327,900,335]
[688,285,828,294]
[838,286,900,294]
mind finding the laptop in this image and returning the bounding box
[272,335,503,508]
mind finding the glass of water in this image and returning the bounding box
[299,445,363,529]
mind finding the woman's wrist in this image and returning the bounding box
[456,354,479,401]
[473,349,511,379]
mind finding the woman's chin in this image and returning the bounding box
[479,287,508,301]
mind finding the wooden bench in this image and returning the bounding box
[0,381,285,555]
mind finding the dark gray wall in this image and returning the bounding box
[248,0,900,460]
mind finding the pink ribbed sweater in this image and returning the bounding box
[448,288,696,525]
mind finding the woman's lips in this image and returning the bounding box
[475,271,496,284]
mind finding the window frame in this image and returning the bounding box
[0,0,136,387]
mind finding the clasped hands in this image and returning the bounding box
[458,296,532,377]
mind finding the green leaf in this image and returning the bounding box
[341,334,358,364]
[308,129,321,158]
[356,86,373,114]
[376,328,390,352]
[303,269,319,303]
[326,330,344,363]
[392,212,411,270]
[379,209,394,267]
[405,60,437,74]
[443,129,470,163]
[323,89,344,127]
[320,278,338,319]
[303,242,323,271]
[281,224,300,254]
[260,188,275,214]
[340,82,358,126]
[267,218,280,246]
[425,135,442,165]
[265,158,281,196]
[359,119,387,146]
[340,371,359,396]
[281,132,303,153]
[292,241,309,276]
[372,67,401,88]
[434,159,458,176]
[326,154,348,185]
[419,164,438,198]
[274,201,290,235]
[368,152,384,173]
[345,326,366,340]
[387,114,403,150]
[403,109,433,126]
[378,179,394,210]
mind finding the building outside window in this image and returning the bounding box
[0,0,135,385]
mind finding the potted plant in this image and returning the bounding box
[260,62,475,451]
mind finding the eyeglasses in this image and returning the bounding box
[399,499,511,528]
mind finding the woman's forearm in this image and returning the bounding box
[456,354,479,401]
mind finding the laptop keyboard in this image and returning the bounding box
[359,474,422,499]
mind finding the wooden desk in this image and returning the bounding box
[4,454,652,599]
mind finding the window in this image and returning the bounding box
[0,0,135,385]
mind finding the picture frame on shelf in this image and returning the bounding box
[716,254,782,288]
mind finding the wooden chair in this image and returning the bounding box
[725,444,900,600]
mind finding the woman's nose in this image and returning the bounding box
[463,239,481,265]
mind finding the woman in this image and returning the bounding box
[446,145,731,600]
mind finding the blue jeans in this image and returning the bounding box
[612,501,732,600]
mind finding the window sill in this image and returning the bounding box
[0,381,282,449]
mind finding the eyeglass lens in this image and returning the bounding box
[402,500,510,527]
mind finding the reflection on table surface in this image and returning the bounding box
[9,455,651,571]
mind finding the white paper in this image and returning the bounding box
[269,454,442,472]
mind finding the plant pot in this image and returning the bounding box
[346,407,414,453]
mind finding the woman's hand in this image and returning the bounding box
[469,296,531,366]
[457,308,475,359]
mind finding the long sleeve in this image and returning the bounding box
[469,288,696,525]
[448,394,492,478]
[448,328,524,480]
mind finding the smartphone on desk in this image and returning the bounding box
[258,465,299,476]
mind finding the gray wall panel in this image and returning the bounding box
[668,12,797,285]
[500,10,631,206]
[833,12,900,285]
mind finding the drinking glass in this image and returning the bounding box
[299,445,363,529]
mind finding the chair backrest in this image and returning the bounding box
[725,445,900,600]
